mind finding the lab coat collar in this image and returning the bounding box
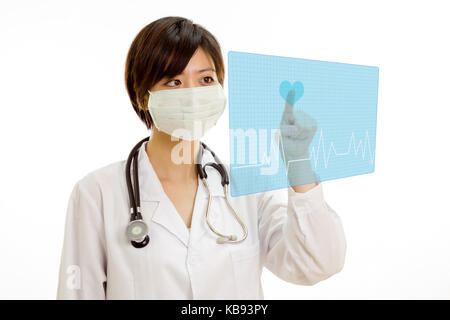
[136,140,226,247]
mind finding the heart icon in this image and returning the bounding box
[279,80,304,106]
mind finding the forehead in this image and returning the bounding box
[183,47,215,71]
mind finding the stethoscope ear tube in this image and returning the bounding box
[197,142,229,186]
[198,142,247,243]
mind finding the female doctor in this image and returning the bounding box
[57,16,346,300]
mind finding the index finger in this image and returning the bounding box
[281,89,295,124]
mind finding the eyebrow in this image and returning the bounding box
[196,67,216,73]
[163,68,216,80]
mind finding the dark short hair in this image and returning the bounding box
[124,16,225,130]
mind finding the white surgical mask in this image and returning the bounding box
[147,83,227,141]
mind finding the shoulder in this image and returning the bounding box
[75,159,127,197]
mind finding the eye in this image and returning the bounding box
[165,79,181,87]
[202,76,215,84]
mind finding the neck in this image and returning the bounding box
[146,129,200,182]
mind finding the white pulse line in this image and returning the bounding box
[231,128,375,171]
[230,148,274,169]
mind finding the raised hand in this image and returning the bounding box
[278,86,319,187]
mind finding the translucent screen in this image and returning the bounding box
[227,51,379,197]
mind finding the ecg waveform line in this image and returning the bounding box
[231,128,375,172]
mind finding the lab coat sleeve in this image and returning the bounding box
[56,175,107,299]
[258,182,346,285]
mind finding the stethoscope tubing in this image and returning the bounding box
[125,136,150,220]
[202,178,248,244]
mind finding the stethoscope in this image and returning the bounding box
[125,136,248,248]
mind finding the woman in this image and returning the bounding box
[57,16,346,300]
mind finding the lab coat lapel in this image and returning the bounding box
[150,197,189,247]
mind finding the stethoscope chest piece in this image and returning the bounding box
[127,219,150,248]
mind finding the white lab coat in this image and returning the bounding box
[57,141,346,300]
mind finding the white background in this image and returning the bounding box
[1,0,449,299]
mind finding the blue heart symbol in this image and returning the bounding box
[279,80,304,106]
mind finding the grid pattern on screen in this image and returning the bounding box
[227,51,379,197]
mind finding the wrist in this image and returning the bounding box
[285,158,319,186]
